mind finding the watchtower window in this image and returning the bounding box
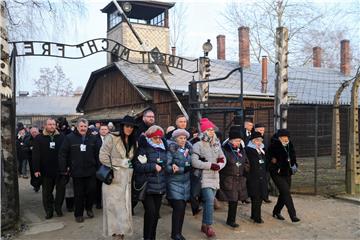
[109,11,121,29]
[150,12,165,27]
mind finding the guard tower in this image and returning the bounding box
[101,1,175,64]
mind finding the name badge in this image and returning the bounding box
[49,142,55,149]
[185,161,191,167]
[30,146,33,150]
[236,162,242,167]
[259,159,265,164]
[80,144,86,152]
[157,158,163,164]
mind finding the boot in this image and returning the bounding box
[201,224,216,238]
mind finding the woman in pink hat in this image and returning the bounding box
[191,118,226,238]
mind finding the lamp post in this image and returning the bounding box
[199,39,212,110]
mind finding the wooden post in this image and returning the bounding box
[331,80,351,169]
[346,72,360,194]
[274,27,289,131]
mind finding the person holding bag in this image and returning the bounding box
[99,115,137,240]
[267,129,300,223]
[133,125,167,240]
[191,118,226,238]
[217,125,249,228]
[166,129,192,240]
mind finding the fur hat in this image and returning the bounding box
[200,118,216,132]
[249,131,264,140]
[254,123,266,129]
[277,129,290,137]
[228,125,244,140]
[172,129,190,139]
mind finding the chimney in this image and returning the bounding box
[340,40,350,75]
[313,47,322,68]
[216,35,225,60]
[238,26,250,68]
[171,46,176,56]
[261,56,268,93]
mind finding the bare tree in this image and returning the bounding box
[33,65,73,96]
[221,0,359,69]
[4,0,86,41]
[169,2,188,55]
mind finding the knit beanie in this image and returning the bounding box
[200,118,216,132]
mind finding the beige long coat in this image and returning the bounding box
[99,133,134,237]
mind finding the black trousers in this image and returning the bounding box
[250,196,263,222]
[271,174,296,217]
[42,176,66,214]
[95,179,102,207]
[190,173,202,215]
[169,199,186,237]
[227,201,238,224]
[142,194,163,240]
[73,176,96,217]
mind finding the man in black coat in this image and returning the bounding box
[242,118,254,146]
[58,118,98,223]
[267,129,300,222]
[135,109,155,140]
[32,118,66,219]
[16,126,30,178]
[26,126,41,192]
[165,115,189,140]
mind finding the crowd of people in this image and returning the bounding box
[16,110,300,240]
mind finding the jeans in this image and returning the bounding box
[21,159,28,176]
[201,188,216,225]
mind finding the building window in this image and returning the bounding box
[109,11,122,29]
[149,12,165,27]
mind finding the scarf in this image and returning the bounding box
[146,137,166,150]
[247,141,265,155]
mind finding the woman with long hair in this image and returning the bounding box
[99,115,137,240]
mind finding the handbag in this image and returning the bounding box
[133,181,147,201]
[96,164,113,185]
[96,135,119,185]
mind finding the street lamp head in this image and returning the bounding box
[122,2,132,13]
[202,39,213,56]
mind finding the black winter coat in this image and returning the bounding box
[218,143,249,202]
[245,146,268,199]
[133,138,167,195]
[16,134,31,161]
[32,130,65,178]
[267,136,297,176]
[58,129,98,178]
